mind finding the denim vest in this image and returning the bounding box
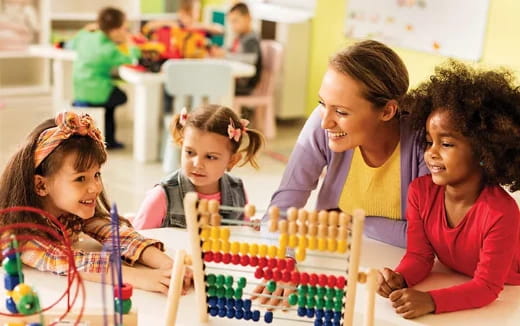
[160,170,247,228]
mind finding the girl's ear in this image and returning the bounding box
[227,153,243,171]
[34,175,49,197]
[380,99,399,122]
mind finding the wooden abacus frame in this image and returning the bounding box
[165,192,377,326]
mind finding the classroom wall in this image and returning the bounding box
[305,0,520,114]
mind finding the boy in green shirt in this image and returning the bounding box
[68,7,140,149]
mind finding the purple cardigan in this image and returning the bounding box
[269,107,428,248]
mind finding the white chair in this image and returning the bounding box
[161,59,234,173]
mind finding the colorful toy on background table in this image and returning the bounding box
[165,192,379,326]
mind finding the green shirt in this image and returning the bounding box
[69,30,140,104]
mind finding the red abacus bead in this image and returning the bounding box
[264,268,273,280]
[250,256,259,267]
[286,258,295,271]
[214,252,223,263]
[114,283,133,300]
[204,251,214,262]
[273,269,282,282]
[240,255,250,266]
[291,271,301,284]
[337,276,346,289]
[231,254,241,265]
[309,273,318,286]
[258,257,268,268]
[222,253,232,264]
[328,275,337,288]
[300,272,309,285]
[268,258,277,269]
[282,270,291,283]
[255,267,264,279]
[318,274,328,287]
[277,259,286,270]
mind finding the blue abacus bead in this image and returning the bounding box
[209,306,219,316]
[227,307,236,319]
[235,308,244,320]
[218,307,227,318]
[252,310,260,322]
[217,297,227,308]
[27,323,43,326]
[334,311,342,322]
[325,321,332,326]
[207,296,218,307]
[4,274,20,291]
[226,298,235,308]
[333,322,340,326]
[314,320,323,326]
[307,307,316,318]
[243,299,252,311]
[297,307,307,317]
[235,298,243,309]
[6,297,18,313]
[2,248,16,260]
[325,310,333,321]
[316,309,324,320]
[244,310,252,320]
[264,311,274,323]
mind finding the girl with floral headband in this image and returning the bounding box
[0,111,193,294]
[133,104,265,229]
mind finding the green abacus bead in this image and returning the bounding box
[335,289,344,300]
[216,274,225,285]
[334,300,343,312]
[316,297,325,309]
[234,287,243,299]
[298,285,308,296]
[307,296,316,308]
[266,280,277,293]
[317,286,326,297]
[2,257,19,276]
[216,286,226,297]
[307,286,317,297]
[225,287,234,298]
[206,274,216,285]
[326,287,335,299]
[297,295,307,307]
[16,293,40,315]
[207,285,217,297]
[225,275,234,287]
[237,277,247,289]
[325,298,334,310]
[288,293,298,306]
[114,298,132,314]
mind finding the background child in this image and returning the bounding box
[68,7,140,149]
[211,2,262,95]
[133,104,264,229]
[377,61,520,318]
[0,111,192,294]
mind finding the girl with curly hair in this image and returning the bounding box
[377,61,520,318]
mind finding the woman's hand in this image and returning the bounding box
[377,267,406,297]
[389,288,435,319]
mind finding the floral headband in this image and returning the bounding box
[228,118,249,142]
[34,111,106,168]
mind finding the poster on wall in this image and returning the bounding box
[344,0,490,61]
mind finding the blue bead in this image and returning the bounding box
[6,297,18,313]
[325,310,333,320]
[227,298,235,308]
[218,297,227,308]
[307,307,316,318]
[333,322,340,326]
[235,298,243,309]
[314,320,323,326]
[297,307,307,317]
[4,274,20,291]
[27,324,43,326]
[252,310,260,322]
[325,322,332,326]
[235,308,244,320]
[243,299,252,311]
[207,296,218,307]
[227,307,236,318]
[218,307,227,318]
[316,309,324,319]
[334,311,342,322]
[209,306,219,316]
[264,311,273,323]
[2,248,16,260]
[244,310,252,320]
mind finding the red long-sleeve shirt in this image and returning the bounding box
[395,175,520,313]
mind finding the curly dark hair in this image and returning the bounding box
[402,60,520,191]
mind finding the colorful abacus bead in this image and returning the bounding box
[5,297,18,313]
[2,256,19,276]
[114,283,133,314]
[16,293,40,315]
[4,274,20,291]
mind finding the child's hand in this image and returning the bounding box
[377,267,405,297]
[251,279,296,311]
[209,46,225,58]
[389,288,435,319]
[123,266,171,295]
[182,266,194,295]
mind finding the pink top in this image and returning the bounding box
[396,176,520,313]
[132,186,221,229]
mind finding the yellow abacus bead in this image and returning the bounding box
[230,242,240,254]
[202,240,212,252]
[339,226,349,240]
[328,211,339,226]
[318,210,328,225]
[268,219,278,233]
[200,227,210,240]
[308,211,318,224]
[258,244,268,257]
[221,241,230,253]
[298,235,308,248]
[295,247,306,262]
[287,207,298,222]
[249,243,259,256]
[208,199,220,214]
[337,240,347,253]
[12,283,33,303]
[210,226,220,239]
[327,238,337,252]
[199,215,209,227]
[198,199,208,214]
[308,236,317,250]
[268,245,278,258]
[269,206,280,220]
[5,290,13,297]
[244,204,256,218]
[328,226,338,239]
[288,234,299,248]
[318,238,327,251]
[277,246,286,259]
[220,227,230,241]
[297,209,308,223]
[240,242,249,255]
[212,239,222,252]
[4,322,25,326]
[279,233,289,248]
[210,213,222,226]
[278,220,288,233]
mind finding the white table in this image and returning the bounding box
[5,228,520,325]
[119,59,255,163]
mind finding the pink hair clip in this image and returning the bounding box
[228,118,249,142]
[179,107,188,126]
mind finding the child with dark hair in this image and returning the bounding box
[68,7,140,149]
[133,104,265,229]
[377,61,520,318]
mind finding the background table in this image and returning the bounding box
[3,228,519,325]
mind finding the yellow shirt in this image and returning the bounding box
[339,144,401,219]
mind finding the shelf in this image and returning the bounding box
[249,3,314,23]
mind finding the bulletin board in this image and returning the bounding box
[344,0,490,61]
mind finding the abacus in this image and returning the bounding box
[166,192,378,326]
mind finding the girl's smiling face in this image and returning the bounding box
[424,110,482,188]
[34,152,103,219]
